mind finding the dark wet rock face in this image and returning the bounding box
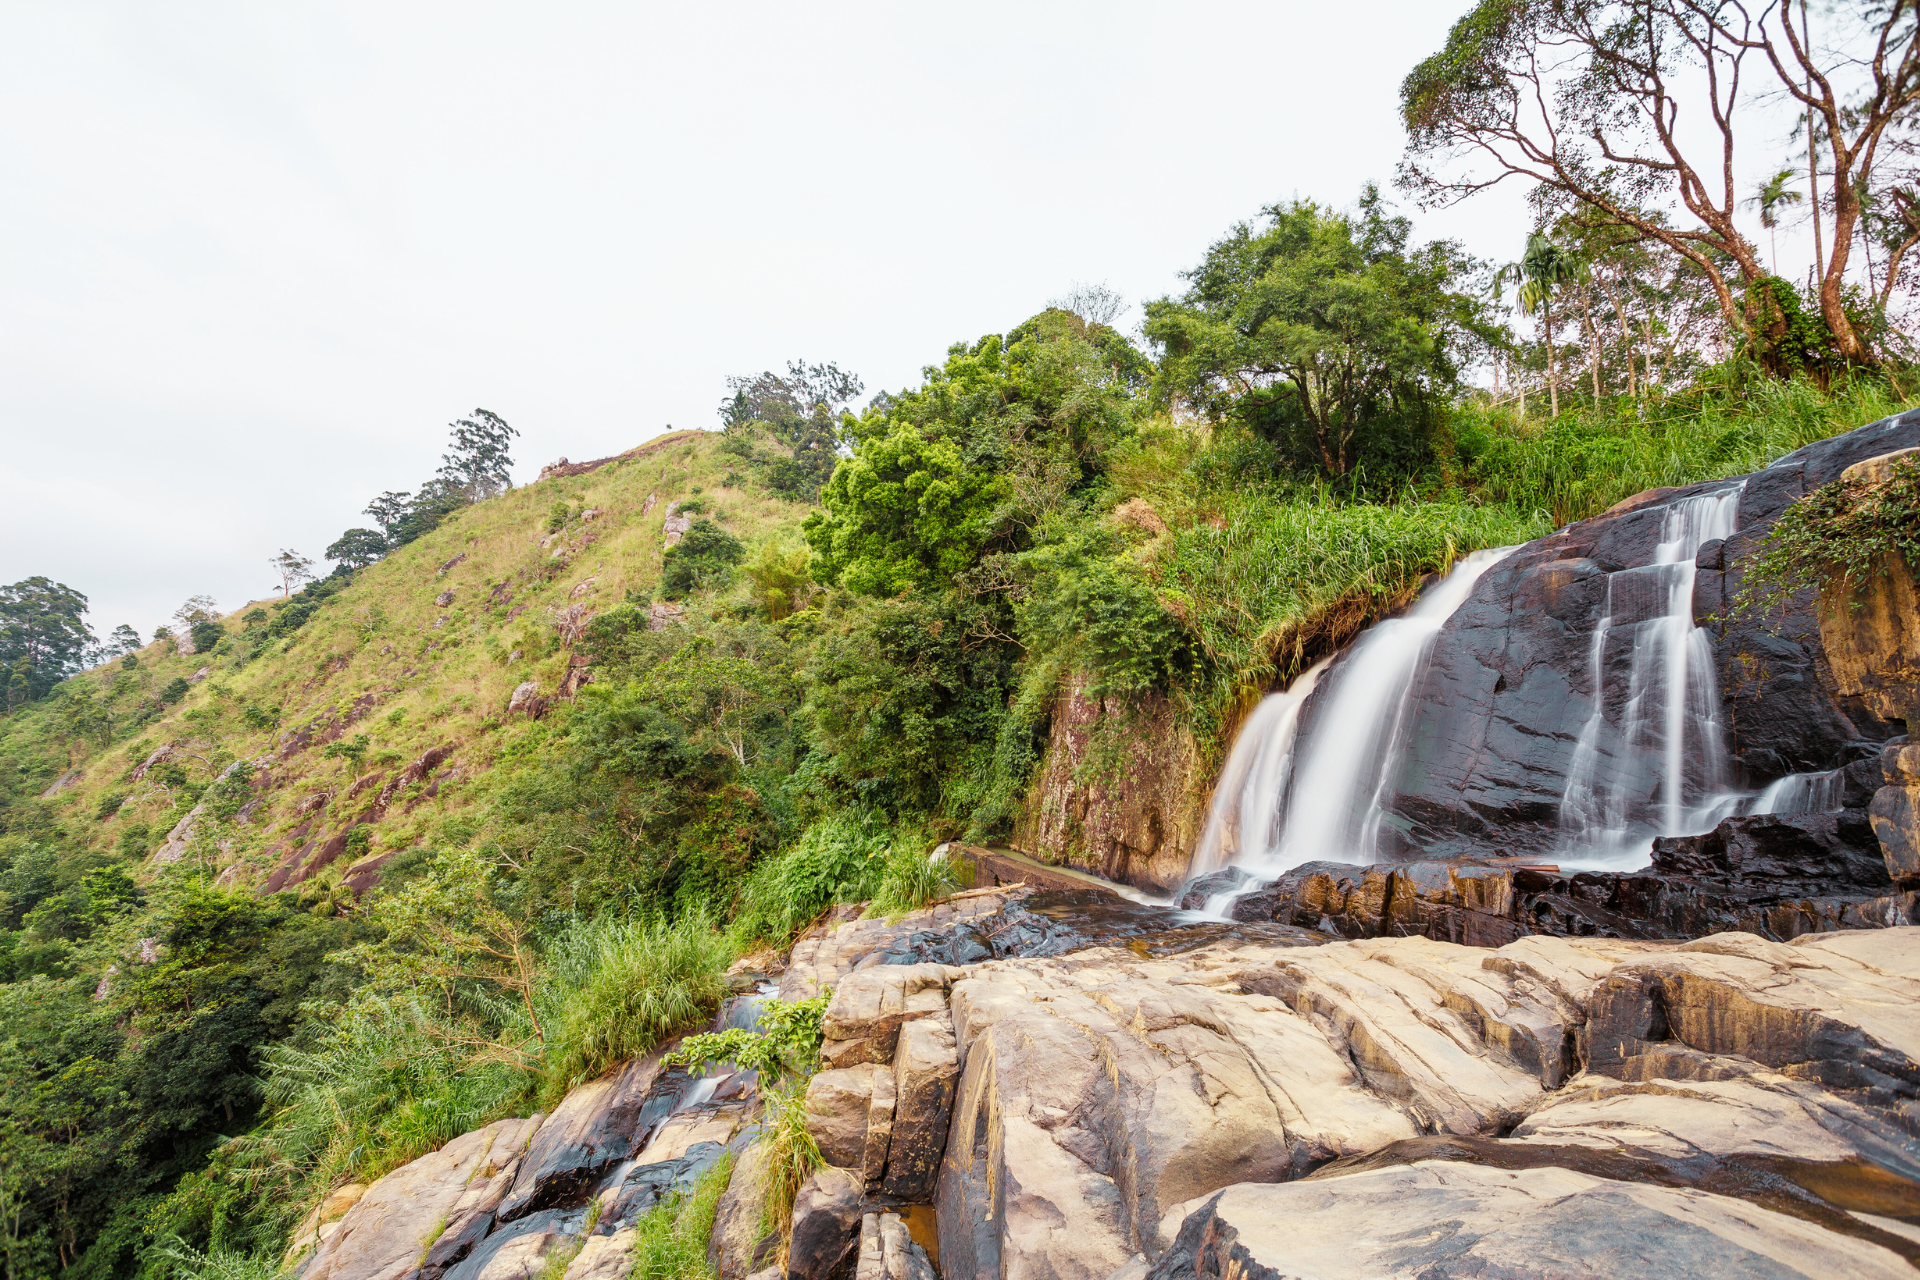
[1214,808,1914,944]
[1358,412,1920,860]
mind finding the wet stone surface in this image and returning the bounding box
[873,888,1322,968]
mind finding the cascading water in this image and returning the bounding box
[1181,485,1857,909]
[1753,767,1846,816]
[1187,546,1516,895]
[1556,486,1745,869]
[1187,658,1329,879]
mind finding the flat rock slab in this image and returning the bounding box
[304,1115,541,1280]
[1146,1160,1915,1279]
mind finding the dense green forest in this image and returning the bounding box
[5,2,1920,1273]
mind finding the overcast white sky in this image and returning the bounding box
[0,2,1824,637]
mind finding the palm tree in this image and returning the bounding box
[1495,233,1581,418]
[1745,167,1805,271]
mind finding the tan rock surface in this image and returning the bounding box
[1150,1160,1915,1280]
[302,1115,542,1280]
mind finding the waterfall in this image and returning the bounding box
[1188,546,1516,892]
[1187,658,1329,878]
[1557,486,1743,869]
[1753,767,1846,816]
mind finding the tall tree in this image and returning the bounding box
[718,362,864,499]
[1400,0,1920,366]
[1145,189,1477,476]
[437,409,518,501]
[270,550,315,599]
[324,528,388,570]
[0,579,94,709]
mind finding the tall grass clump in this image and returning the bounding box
[538,910,735,1106]
[1156,488,1544,739]
[755,1087,824,1264]
[243,992,531,1233]
[867,839,963,919]
[627,1155,735,1280]
[731,811,893,943]
[1454,373,1912,526]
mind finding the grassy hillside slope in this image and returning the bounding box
[1,429,809,906]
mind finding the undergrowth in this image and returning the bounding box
[1730,453,1920,624]
[627,1155,734,1280]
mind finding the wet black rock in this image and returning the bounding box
[1177,866,1253,910]
[1225,810,1913,944]
[1351,411,1920,860]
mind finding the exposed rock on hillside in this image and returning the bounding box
[1014,678,1204,893]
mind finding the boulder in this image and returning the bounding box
[804,1066,878,1169]
[301,1115,542,1280]
[1146,1161,1914,1279]
[561,1227,634,1280]
[818,964,958,1069]
[1871,785,1920,884]
[496,1055,665,1221]
[507,681,546,717]
[38,769,82,799]
[441,1209,566,1280]
[853,1211,938,1280]
[787,1167,863,1280]
[707,1142,777,1280]
[778,887,1032,1001]
[881,1016,958,1202]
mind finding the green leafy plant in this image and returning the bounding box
[1730,454,1920,624]
[663,993,828,1083]
[321,734,370,771]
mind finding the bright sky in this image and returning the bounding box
[0,2,1823,637]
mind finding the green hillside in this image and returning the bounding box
[5,429,809,903]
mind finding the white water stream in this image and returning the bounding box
[1185,488,1851,904]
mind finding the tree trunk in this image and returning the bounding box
[1543,295,1559,419]
[1584,287,1601,402]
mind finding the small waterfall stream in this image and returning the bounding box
[1183,484,1852,903]
[1188,547,1514,889]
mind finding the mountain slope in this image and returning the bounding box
[2,428,808,903]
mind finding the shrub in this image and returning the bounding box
[1730,453,1920,624]
[157,678,191,705]
[661,520,745,600]
[731,812,892,944]
[663,993,828,1085]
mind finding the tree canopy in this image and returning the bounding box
[0,578,93,709]
[1145,189,1479,476]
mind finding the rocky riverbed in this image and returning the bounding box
[290,881,1920,1280]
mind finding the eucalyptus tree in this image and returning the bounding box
[1400,0,1920,368]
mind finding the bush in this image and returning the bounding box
[661,520,746,600]
[731,812,892,944]
[157,677,191,705]
[538,911,734,1104]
